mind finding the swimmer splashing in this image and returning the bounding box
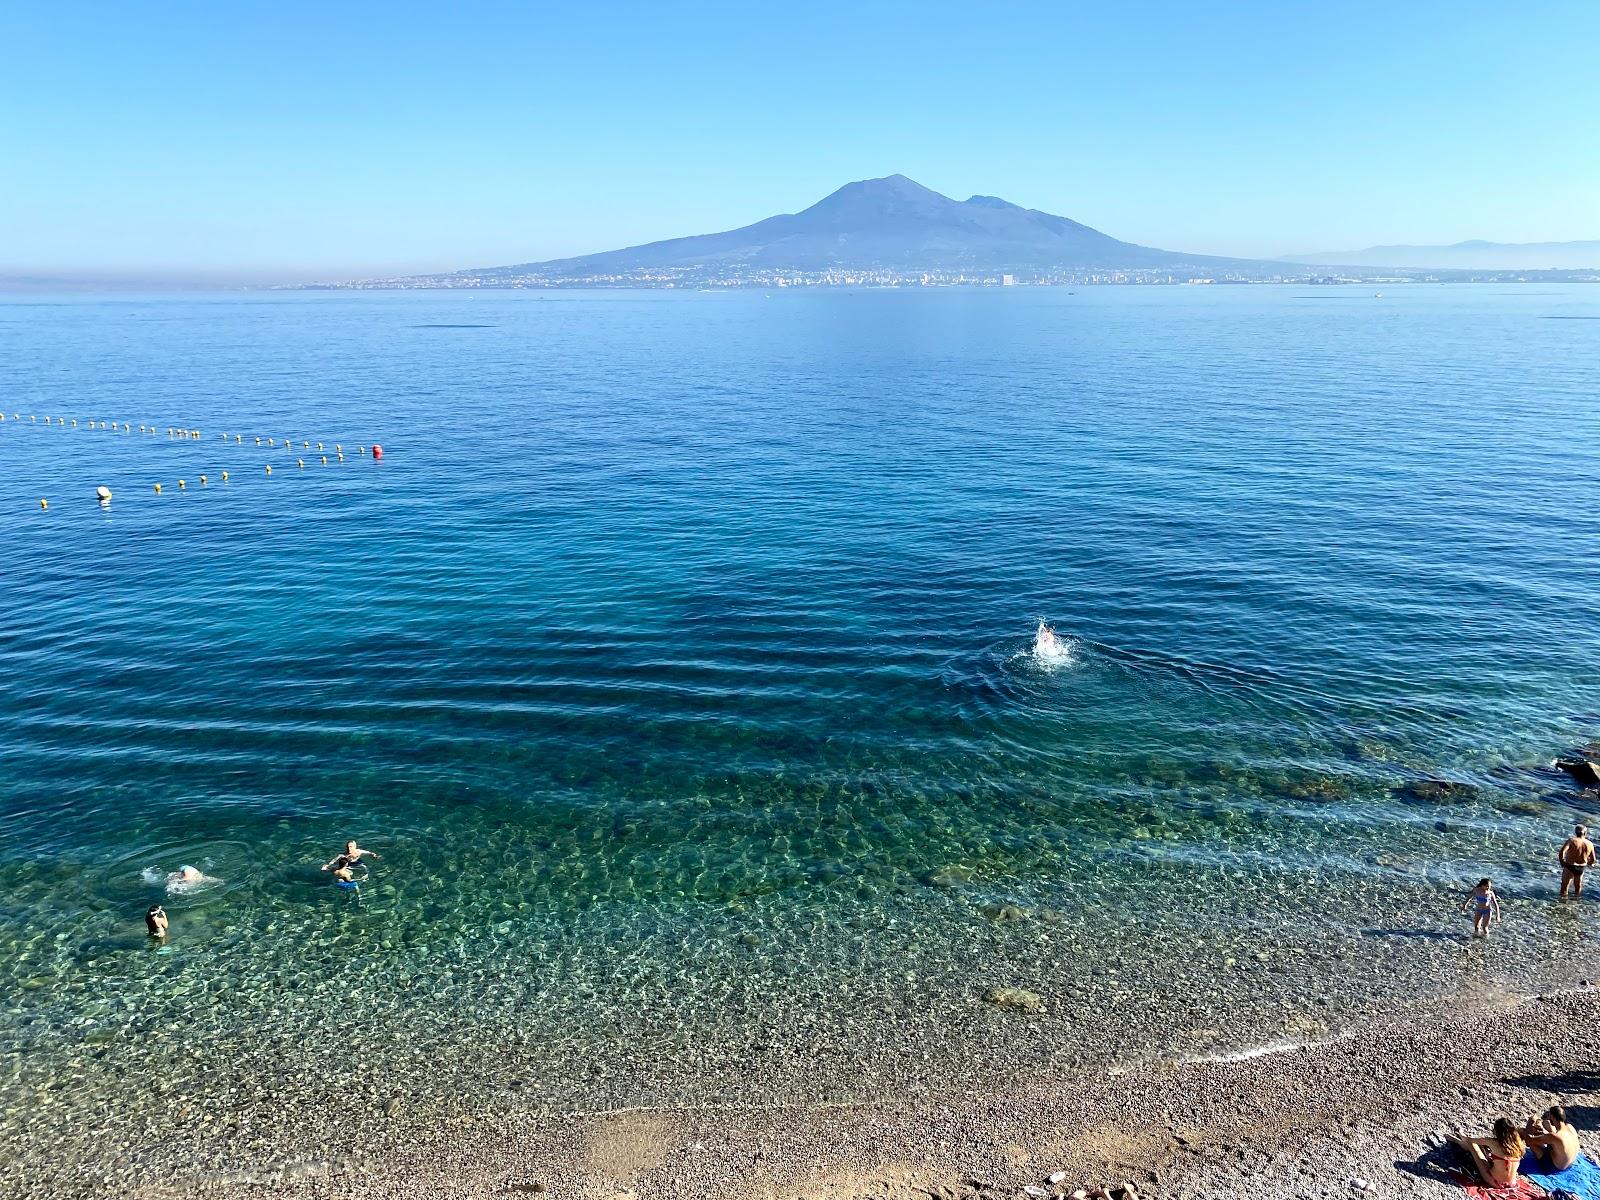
[1033,620,1069,665]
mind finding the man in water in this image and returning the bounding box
[1558,824,1596,898]
[321,840,381,875]
[1035,620,1063,657]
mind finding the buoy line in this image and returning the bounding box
[11,418,386,510]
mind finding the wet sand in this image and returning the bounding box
[87,982,1600,1200]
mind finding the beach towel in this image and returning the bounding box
[1520,1151,1600,1200]
[1449,1169,1547,1200]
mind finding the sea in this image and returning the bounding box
[2,283,1598,1188]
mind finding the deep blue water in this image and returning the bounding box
[2,284,1599,1183]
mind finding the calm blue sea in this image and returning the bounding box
[2,284,1599,1183]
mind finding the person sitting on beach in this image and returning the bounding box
[1525,1105,1580,1171]
[1461,878,1501,938]
[1447,1117,1526,1190]
[145,905,168,940]
[321,840,381,875]
[1559,825,1596,899]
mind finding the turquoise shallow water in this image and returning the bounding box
[2,284,1600,1188]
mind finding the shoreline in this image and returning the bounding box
[97,979,1600,1200]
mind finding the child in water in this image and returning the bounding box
[145,905,168,940]
[1462,877,1501,938]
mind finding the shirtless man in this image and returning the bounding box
[1525,1105,1580,1171]
[321,840,381,875]
[1559,824,1596,898]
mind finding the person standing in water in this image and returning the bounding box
[1558,824,1596,899]
[1462,878,1501,938]
[145,905,168,940]
[321,840,381,874]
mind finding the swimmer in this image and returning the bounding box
[163,865,218,893]
[1034,620,1066,660]
[321,840,381,875]
[145,904,168,940]
[1462,877,1501,938]
[330,863,362,890]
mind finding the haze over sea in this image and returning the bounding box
[3,284,1600,1190]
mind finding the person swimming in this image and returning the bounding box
[153,865,218,894]
[321,840,381,875]
[1034,620,1066,662]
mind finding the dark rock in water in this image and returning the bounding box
[1395,779,1477,806]
[737,932,762,948]
[1558,758,1600,789]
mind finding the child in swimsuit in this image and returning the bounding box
[1462,877,1501,938]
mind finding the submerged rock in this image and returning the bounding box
[924,865,975,888]
[979,903,1029,922]
[1558,758,1600,789]
[1394,778,1477,806]
[983,986,1044,1013]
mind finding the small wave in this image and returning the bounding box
[142,865,222,895]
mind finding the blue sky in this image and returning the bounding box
[4,0,1597,280]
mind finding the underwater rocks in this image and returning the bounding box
[1557,757,1600,789]
[979,903,1029,922]
[924,865,975,888]
[982,987,1044,1013]
[1392,778,1478,806]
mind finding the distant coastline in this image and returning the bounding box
[300,268,1600,291]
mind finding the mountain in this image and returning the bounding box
[1287,239,1600,271]
[445,175,1283,281]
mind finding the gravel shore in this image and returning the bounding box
[101,982,1600,1200]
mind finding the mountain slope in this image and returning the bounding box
[1287,239,1600,271]
[463,175,1273,278]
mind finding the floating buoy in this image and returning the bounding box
[297,459,305,469]
[371,444,383,460]
[95,486,112,502]
[335,444,342,453]
[123,423,130,432]
[320,455,328,465]
[265,465,273,475]
[337,453,345,462]
[255,437,262,445]
[154,483,162,494]
[316,442,324,451]
[178,479,186,490]
[199,475,208,486]
[39,499,47,509]
[357,446,365,455]
[57,417,64,425]
[71,419,78,427]
[221,471,229,482]
[234,434,242,443]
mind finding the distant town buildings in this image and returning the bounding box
[309,265,1600,292]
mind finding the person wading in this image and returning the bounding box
[1559,824,1596,899]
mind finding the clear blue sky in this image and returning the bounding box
[4,0,1597,281]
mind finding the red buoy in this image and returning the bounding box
[371,444,384,460]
